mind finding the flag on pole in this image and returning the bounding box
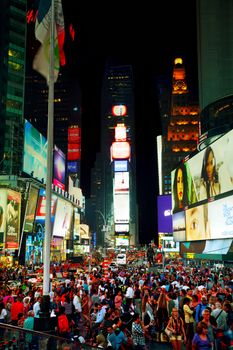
[33,0,65,83]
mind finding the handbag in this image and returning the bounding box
[164,326,173,339]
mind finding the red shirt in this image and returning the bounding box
[11,301,24,321]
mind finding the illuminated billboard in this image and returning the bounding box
[5,190,21,249]
[23,185,39,233]
[114,160,128,172]
[115,236,129,246]
[115,224,129,233]
[157,195,172,233]
[53,198,73,237]
[114,172,129,192]
[67,161,79,174]
[114,193,130,223]
[172,128,233,241]
[112,105,127,116]
[112,141,130,160]
[35,189,57,235]
[115,124,127,141]
[53,145,65,190]
[67,126,81,161]
[23,120,47,180]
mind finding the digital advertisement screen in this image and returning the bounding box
[53,198,73,237]
[114,172,129,192]
[23,185,39,233]
[114,160,128,172]
[67,161,79,174]
[5,190,21,249]
[53,145,66,190]
[114,193,130,223]
[172,211,186,242]
[172,128,233,242]
[157,195,172,233]
[23,120,47,180]
[172,128,233,212]
[35,189,57,234]
[0,189,7,235]
[180,238,232,255]
[115,237,129,246]
[115,224,129,233]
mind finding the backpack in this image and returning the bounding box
[58,314,70,334]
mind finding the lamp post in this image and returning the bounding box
[96,210,107,256]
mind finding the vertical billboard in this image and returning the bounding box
[53,198,73,237]
[35,189,58,237]
[5,190,21,249]
[114,193,130,223]
[157,195,173,233]
[23,120,47,180]
[23,185,39,233]
[67,126,81,161]
[53,145,66,190]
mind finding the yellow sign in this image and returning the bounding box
[187,253,195,259]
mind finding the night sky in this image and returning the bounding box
[30,0,198,243]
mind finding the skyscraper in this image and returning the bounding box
[158,58,200,195]
[197,0,233,134]
[89,62,138,248]
[0,0,27,175]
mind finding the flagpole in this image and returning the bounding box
[43,0,55,296]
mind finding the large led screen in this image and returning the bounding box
[53,145,66,190]
[5,190,21,249]
[114,160,128,172]
[23,120,47,180]
[172,129,233,212]
[172,128,233,242]
[114,172,129,192]
[23,185,39,233]
[114,193,130,223]
[53,198,73,237]
[157,195,172,233]
[35,189,57,236]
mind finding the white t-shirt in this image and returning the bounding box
[0,308,7,320]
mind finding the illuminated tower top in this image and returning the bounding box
[172,57,188,95]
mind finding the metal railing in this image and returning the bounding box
[0,323,99,350]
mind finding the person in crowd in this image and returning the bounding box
[131,313,146,350]
[114,290,123,311]
[73,290,82,326]
[23,310,36,349]
[32,296,41,318]
[195,295,208,324]
[199,146,221,200]
[156,290,169,339]
[11,296,24,325]
[57,306,70,339]
[200,308,215,344]
[107,325,128,350]
[81,289,90,326]
[192,321,213,350]
[211,301,228,350]
[61,294,73,322]
[0,301,7,338]
[134,283,142,317]
[166,307,186,350]
[183,297,195,350]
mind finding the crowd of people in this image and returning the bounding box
[0,259,232,350]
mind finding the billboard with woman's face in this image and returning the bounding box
[172,128,233,241]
